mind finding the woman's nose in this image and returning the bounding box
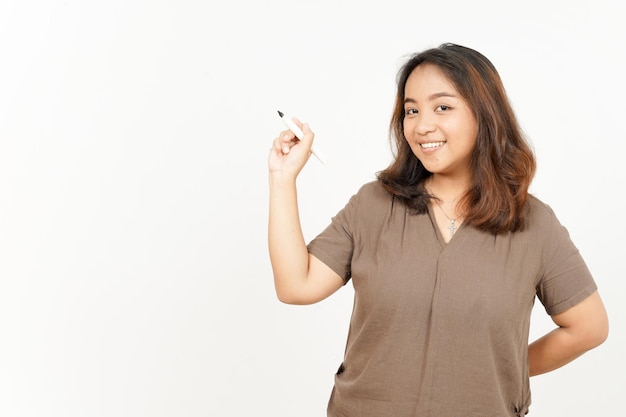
[415,114,436,135]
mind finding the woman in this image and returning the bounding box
[267,43,608,416]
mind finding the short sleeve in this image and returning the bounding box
[535,204,597,316]
[307,186,364,283]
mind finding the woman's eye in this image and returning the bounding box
[405,108,418,115]
[436,105,450,111]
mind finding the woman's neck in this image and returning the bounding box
[426,175,469,203]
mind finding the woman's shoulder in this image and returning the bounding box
[527,194,555,214]
[339,180,396,219]
[525,194,566,230]
[357,179,387,194]
[353,180,394,204]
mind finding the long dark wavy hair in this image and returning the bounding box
[377,43,536,233]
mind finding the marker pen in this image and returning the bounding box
[277,110,327,164]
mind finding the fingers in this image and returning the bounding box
[289,117,314,139]
[291,117,304,132]
[272,123,314,156]
[272,129,297,155]
[291,118,314,149]
[268,121,316,175]
[301,121,313,141]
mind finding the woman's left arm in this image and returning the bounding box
[528,290,608,377]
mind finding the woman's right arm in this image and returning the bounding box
[268,120,344,305]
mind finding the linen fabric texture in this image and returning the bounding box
[307,181,597,417]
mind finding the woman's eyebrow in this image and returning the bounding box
[404,92,458,104]
[429,92,458,100]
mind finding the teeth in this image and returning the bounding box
[421,141,445,149]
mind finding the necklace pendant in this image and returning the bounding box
[449,219,456,236]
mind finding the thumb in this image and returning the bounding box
[299,122,314,149]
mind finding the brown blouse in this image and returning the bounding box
[307,181,597,417]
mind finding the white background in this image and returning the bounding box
[0,0,624,416]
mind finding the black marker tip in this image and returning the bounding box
[277,110,284,117]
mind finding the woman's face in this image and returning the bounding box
[402,64,478,181]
